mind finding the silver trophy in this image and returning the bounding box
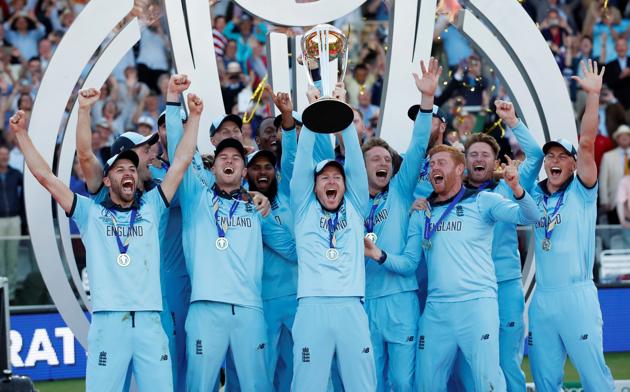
[299,24,354,133]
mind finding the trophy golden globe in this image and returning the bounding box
[299,24,354,133]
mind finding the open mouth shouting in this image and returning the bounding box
[432,173,444,185]
[326,188,338,201]
[549,166,562,179]
[473,164,485,173]
[376,169,388,179]
[121,176,135,193]
[223,166,235,175]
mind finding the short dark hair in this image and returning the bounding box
[464,133,501,158]
[354,63,368,73]
[361,137,394,159]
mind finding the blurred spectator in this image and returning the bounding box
[357,88,379,129]
[600,124,630,223]
[37,38,53,71]
[540,9,573,70]
[616,173,630,227]
[0,143,23,300]
[433,4,472,71]
[213,15,228,57]
[346,63,376,107]
[221,61,247,114]
[224,13,268,72]
[247,37,267,88]
[135,16,170,92]
[436,53,487,112]
[3,11,45,61]
[136,115,156,136]
[362,0,390,21]
[590,6,630,64]
[603,37,630,111]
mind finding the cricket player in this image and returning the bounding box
[528,60,614,392]
[10,97,200,390]
[290,87,376,390]
[456,100,544,391]
[365,144,539,391]
[362,57,439,391]
[76,87,184,388]
[167,103,271,390]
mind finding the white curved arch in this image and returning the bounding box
[232,0,366,27]
[56,19,142,316]
[26,0,134,348]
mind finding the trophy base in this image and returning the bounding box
[302,98,354,134]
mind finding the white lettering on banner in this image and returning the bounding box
[24,329,59,367]
[55,327,76,365]
[9,330,24,367]
[10,328,79,367]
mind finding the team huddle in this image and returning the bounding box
[12,57,616,392]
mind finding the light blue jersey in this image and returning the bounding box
[468,120,544,282]
[166,103,215,189]
[384,188,539,302]
[69,189,168,312]
[261,127,298,300]
[531,176,597,288]
[290,125,369,298]
[365,111,431,299]
[413,157,433,199]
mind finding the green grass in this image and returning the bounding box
[32,353,630,391]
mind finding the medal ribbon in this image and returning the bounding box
[326,211,340,249]
[542,191,565,241]
[364,192,384,234]
[108,209,138,255]
[423,187,466,243]
[213,194,240,239]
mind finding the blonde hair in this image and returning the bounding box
[428,144,465,167]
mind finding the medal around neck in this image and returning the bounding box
[365,232,377,242]
[542,238,552,252]
[325,248,339,261]
[422,239,432,250]
[117,253,131,267]
[216,237,229,251]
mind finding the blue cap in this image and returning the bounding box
[103,149,139,176]
[110,132,159,155]
[542,138,577,160]
[314,159,345,179]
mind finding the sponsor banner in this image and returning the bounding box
[9,312,87,381]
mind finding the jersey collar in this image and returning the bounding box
[464,178,499,191]
[211,183,250,202]
[100,192,141,211]
[428,185,477,207]
[538,174,575,196]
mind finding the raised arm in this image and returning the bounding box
[10,111,74,213]
[290,125,316,214]
[269,87,297,195]
[494,100,544,191]
[572,59,605,187]
[160,93,202,203]
[364,210,424,276]
[394,57,441,196]
[342,121,369,215]
[76,88,105,193]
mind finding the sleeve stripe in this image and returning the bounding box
[157,185,170,208]
[577,175,597,190]
[66,194,78,218]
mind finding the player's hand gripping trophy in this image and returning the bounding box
[298,24,354,133]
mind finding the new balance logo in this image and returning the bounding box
[507,321,515,327]
[196,339,203,355]
[98,351,107,366]
[160,354,168,361]
[406,336,415,342]
[362,347,370,354]
[302,347,310,363]
[527,332,533,346]
[456,205,464,217]
[580,334,589,340]
[481,334,490,340]
[418,335,425,350]
[257,343,266,351]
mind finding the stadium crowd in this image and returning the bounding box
[0,0,628,390]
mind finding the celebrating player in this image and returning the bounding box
[365,143,539,391]
[455,100,544,390]
[11,95,200,390]
[290,87,376,391]
[362,57,439,391]
[528,60,615,391]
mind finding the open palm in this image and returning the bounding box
[572,59,605,95]
[413,57,443,97]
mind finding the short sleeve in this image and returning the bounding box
[142,186,170,219]
[68,194,93,233]
[575,176,598,204]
